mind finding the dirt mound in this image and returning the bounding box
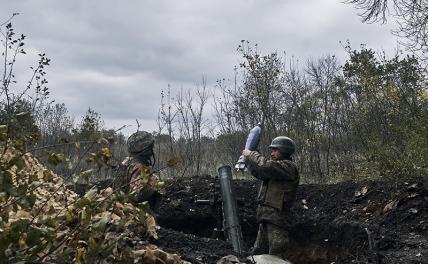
[156,175,428,263]
[154,228,236,263]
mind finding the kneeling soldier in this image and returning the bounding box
[117,131,161,210]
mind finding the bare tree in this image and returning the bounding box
[346,0,428,60]
[1,16,51,142]
[173,79,209,176]
[158,85,177,177]
[306,55,342,181]
[187,77,209,175]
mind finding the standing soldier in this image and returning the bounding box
[116,131,161,210]
[242,136,299,260]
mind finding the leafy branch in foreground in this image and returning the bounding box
[0,133,178,263]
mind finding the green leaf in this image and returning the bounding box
[123,206,133,214]
[43,170,53,182]
[0,192,8,203]
[10,219,30,241]
[76,247,86,263]
[75,197,91,209]
[0,125,7,133]
[1,170,14,192]
[84,187,98,201]
[0,132,7,142]
[139,165,151,182]
[93,213,111,232]
[72,174,79,184]
[1,211,9,223]
[29,173,38,183]
[80,169,94,181]
[44,218,58,228]
[26,227,42,247]
[16,183,28,196]
[8,156,25,171]
[98,242,115,259]
[27,193,37,208]
[13,140,24,151]
[100,147,111,158]
[47,153,65,166]
[81,206,92,226]
[138,201,150,213]
[65,209,75,224]
[28,241,48,257]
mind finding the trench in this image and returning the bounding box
[67,176,373,263]
[157,214,221,239]
[157,212,370,264]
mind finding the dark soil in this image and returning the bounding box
[153,174,428,264]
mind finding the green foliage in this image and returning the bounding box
[212,42,427,182]
[0,137,155,263]
[343,48,428,178]
[236,40,284,139]
[47,153,65,166]
[77,108,104,141]
[0,101,40,141]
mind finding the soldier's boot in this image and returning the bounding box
[267,223,289,260]
[251,223,269,255]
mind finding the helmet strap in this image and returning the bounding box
[279,152,292,161]
[151,153,156,168]
[133,148,154,165]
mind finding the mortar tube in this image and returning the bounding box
[218,165,246,255]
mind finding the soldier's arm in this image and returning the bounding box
[247,151,297,181]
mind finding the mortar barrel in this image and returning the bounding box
[218,165,246,255]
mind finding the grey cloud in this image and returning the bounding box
[1,0,401,132]
[50,69,163,118]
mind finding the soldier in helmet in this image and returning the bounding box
[117,131,161,210]
[242,136,299,259]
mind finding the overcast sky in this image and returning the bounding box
[1,0,400,135]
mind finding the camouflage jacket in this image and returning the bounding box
[116,157,159,202]
[246,151,299,228]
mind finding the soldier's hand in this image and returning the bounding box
[242,149,251,157]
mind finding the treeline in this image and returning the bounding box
[1,98,127,184]
[2,21,427,184]
[156,42,428,183]
[33,106,127,182]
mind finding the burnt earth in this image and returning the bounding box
[154,175,428,264]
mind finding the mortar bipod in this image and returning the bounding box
[218,165,246,255]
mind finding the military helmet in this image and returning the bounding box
[269,136,296,155]
[127,131,154,155]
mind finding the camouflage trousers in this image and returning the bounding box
[252,222,289,258]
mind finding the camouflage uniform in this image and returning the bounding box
[115,131,161,209]
[121,157,159,203]
[246,150,299,258]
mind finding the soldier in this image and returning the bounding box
[116,131,161,210]
[242,136,299,259]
